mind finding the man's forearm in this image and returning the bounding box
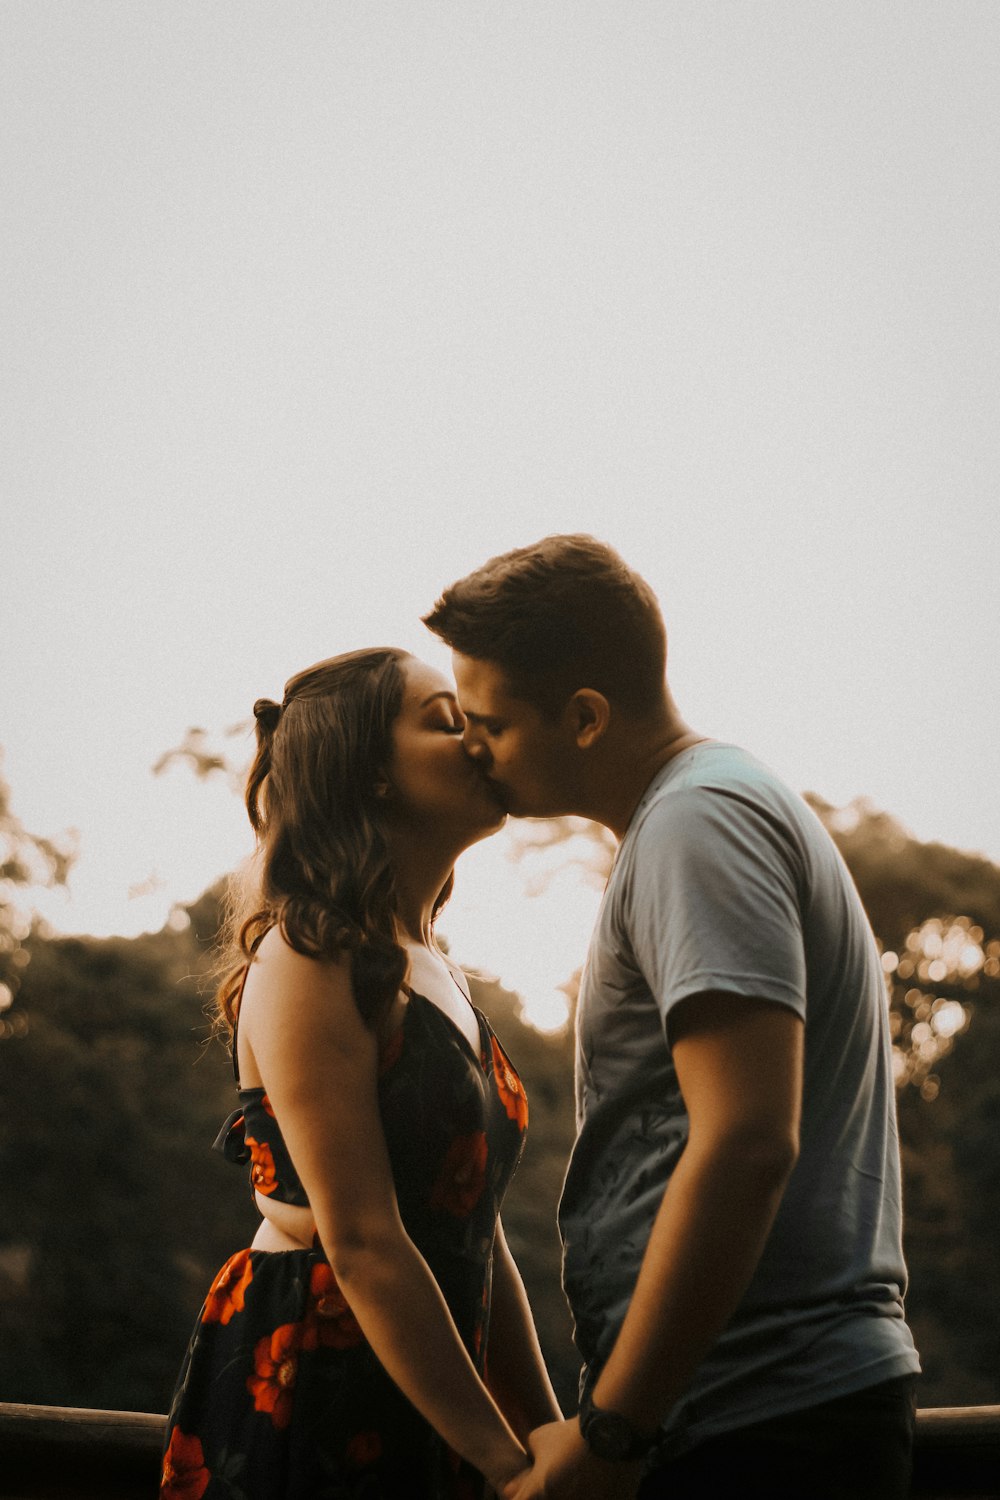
[592,1131,796,1431]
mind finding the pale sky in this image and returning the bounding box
[3,3,999,1025]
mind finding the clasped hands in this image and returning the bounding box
[500,1418,644,1500]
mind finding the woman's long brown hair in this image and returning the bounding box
[214,647,452,1041]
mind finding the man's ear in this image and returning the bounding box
[567,689,610,749]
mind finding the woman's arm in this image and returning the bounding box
[241,938,528,1495]
[484,1219,563,1442]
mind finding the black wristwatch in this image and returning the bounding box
[578,1388,657,1463]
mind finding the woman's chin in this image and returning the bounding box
[479,806,508,836]
[464,806,507,845]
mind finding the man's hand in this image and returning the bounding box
[501,1418,643,1500]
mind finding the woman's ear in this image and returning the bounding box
[373,779,392,799]
[568,689,610,749]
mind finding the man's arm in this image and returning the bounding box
[592,991,802,1423]
[507,992,803,1500]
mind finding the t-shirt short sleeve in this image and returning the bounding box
[622,782,808,1030]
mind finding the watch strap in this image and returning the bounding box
[578,1388,657,1463]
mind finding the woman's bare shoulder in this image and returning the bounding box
[240,926,357,1037]
[247,924,351,984]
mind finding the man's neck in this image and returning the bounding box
[582,716,710,840]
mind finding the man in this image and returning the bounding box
[423,535,919,1500]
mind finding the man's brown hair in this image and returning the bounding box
[423,534,667,715]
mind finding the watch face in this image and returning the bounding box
[585,1410,637,1463]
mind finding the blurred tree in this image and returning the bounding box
[152,724,249,793]
[805,796,1000,1404]
[3,744,999,1415]
[0,753,75,1036]
[0,889,257,1411]
[805,795,1000,1101]
[465,974,579,1411]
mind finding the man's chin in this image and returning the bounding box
[483,780,511,813]
[489,785,551,820]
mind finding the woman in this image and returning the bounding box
[160,647,561,1500]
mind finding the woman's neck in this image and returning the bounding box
[389,838,457,947]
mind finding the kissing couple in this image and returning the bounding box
[160,535,919,1500]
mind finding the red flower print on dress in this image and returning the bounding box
[160,1427,210,1500]
[247,1322,303,1429]
[430,1131,488,1217]
[490,1036,528,1131]
[245,1133,278,1196]
[201,1248,253,1325]
[345,1430,382,1467]
[301,1262,364,1350]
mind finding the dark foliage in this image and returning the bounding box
[0,890,257,1411]
[0,802,999,1415]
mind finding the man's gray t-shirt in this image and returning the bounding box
[558,742,919,1455]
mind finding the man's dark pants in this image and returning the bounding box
[638,1375,917,1500]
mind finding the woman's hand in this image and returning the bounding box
[492,1448,532,1498]
[503,1420,643,1500]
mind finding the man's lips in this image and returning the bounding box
[481,774,509,809]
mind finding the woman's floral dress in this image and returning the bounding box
[160,988,529,1500]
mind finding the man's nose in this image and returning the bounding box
[463,727,491,766]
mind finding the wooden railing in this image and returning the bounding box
[1,1401,999,1498]
[912,1407,1000,1499]
[0,1404,163,1500]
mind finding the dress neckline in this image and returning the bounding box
[403,984,489,1074]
